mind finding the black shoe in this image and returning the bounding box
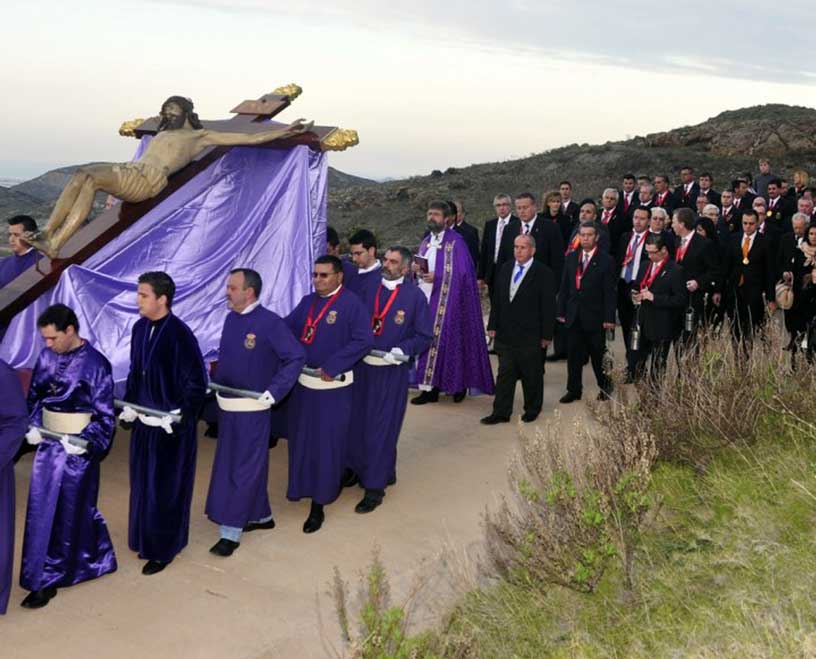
[355,496,382,514]
[559,392,582,404]
[21,587,57,609]
[209,538,240,557]
[521,412,539,423]
[480,414,510,425]
[411,390,439,405]
[243,517,276,533]
[303,511,325,534]
[452,390,467,403]
[597,389,613,401]
[341,468,360,488]
[142,559,170,576]
[204,422,219,438]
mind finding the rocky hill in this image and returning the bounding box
[327,104,816,248]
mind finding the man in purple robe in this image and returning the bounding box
[121,272,207,575]
[284,255,373,533]
[346,229,382,298]
[347,246,432,513]
[205,269,305,557]
[411,201,494,405]
[327,225,357,289]
[20,304,117,609]
[0,359,27,614]
[0,216,41,288]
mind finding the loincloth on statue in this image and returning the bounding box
[110,161,169,202]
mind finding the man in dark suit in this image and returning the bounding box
[557,222,616,403]
[653,175,678,216]
[482,234,556,424]
[500,192,565,283]
[616,207,651,378]
[559,180,580,225]
[777,213,809,348]
[718,189,742,238]
[725,209,777,342]
[636,182,656,216]
[649,207,676,256]
[732,178,755,213]
[599,188,631,259]
[618,173,638,220]
[451,200,480,266]
[751,197,782,261]
[697,172,721,208]
[632,233,688,379]
[674,166,700,209]
[672,208,721,342]
[765,179,793,230]
[477,193,517,298]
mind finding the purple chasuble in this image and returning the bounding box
[205,306,305,527]
[21,343,117,592]
[283,287,373,504]
[125,314,206,563]
[348,282,432,491]
[0,249,39,288]
[414,230,494,394]
[0,359,26,613]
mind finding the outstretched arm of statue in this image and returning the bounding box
[201,118,314,147]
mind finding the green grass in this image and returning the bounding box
[443,419,816,658]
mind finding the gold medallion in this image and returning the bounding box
[766,210,772,218]
[244,333,256,349]
[743,257,749,265]
[394,310,406,325]
[326,310,338,324]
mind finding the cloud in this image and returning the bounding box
[154,0,814,84]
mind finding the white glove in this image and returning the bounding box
[383,347,405,365]
[25,427,43,446]
[119,406,138,423]
[258,391,275,405]
[138,414,175,435]
[60,435,87,456]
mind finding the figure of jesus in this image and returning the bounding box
[28,96,312,257]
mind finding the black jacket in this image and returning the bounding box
[477,215,517,287]
[557,248,616,331]
[653,190,679,216]
[634,259,688,341]
[453,221,480,266]
[676,232,721,296]
[598,207,632,259]
[500,215,565,282]
[725,232,776,303]
[674,182,700,209]
[488,260,556,345]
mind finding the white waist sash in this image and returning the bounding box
[216,392,271,412]
[297,370,354,390]
[362,355,397,367]
[42,409,91,434]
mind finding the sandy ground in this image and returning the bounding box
[1,346,613,659]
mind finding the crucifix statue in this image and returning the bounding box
[27,96,313,257]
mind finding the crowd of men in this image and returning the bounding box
[2,156,815,615]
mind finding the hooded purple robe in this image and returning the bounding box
[21,342,117,592]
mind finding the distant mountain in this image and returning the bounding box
[328,167,375,189]
[327,104,816,248]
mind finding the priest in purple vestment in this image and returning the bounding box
[205,269,305,557]
[122,272,207,576]
[20,304,117,609]
[346,229,382,299]
[284,255,373,533]
[411,201,494,405]
[347,247,432,513]
[0,359,27,614]
[0,215,40,288]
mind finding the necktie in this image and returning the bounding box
[624,234,638,283]
[513,264,525,284]
[602,210,611,224]
[582,253,589,270]
[523,223,531,235]
[495,220,506,261]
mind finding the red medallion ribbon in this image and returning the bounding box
[371,284,400,336]
[300,288,343,344]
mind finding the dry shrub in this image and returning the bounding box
[636,321,816,465]
[485,405,657,595]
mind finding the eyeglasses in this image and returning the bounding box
[312,272,334,279]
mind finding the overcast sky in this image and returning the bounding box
[1,1,814,181]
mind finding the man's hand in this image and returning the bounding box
[60,435,87,456]
[488,330,496,338]
[421,272,434,284]
[686,280,699,292]
[319,369,335,382]
[768,301,777,314]
[640,289,655,302]
[811,269,816,285]
[258,391,275,405]
[783,271,793,285]
[602,322,616,330]
[713,293,722,306]
[411,262,421,274]
[25,427,43,446]
[283,118,313,137]
[119,406,138,423]
[541,338,552,348]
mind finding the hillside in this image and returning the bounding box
[327,104,816,247]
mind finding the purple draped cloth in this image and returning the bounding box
[1,144,326,391]
[348,282,432,492]
[205,305,305,527]
[21,342,117,592]
[126,314,206,563]
[283,288,373,505]
[0,359,26,613]
[414,229,494,394]
[0,249,40,289]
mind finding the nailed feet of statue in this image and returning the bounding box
[21,587,57,609]
[209,539,240,557]
[142,559,171,576]
[23,230,58,259]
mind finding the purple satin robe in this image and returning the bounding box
[125,314,206,563]
[348,282,432,491]
[0,249,39,288]
[0,359,26,613]
[21,343,117,592]
[414,229,495,395]
[284,288,373,504]
[205,306,305,527]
